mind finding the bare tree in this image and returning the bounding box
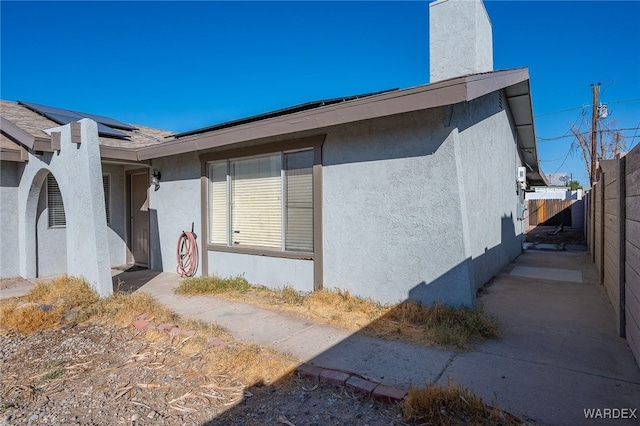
[571,119,627,185]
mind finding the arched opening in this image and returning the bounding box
[35,172,68,277]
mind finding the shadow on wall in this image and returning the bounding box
[527,199,575,227]
[202,215,522,423]
[149,209,163,271]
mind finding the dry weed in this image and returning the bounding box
[176,275,250,295]
[0,303,66,333]
[1,275,297,389]
[402,382,523,425]
[177,277,498,349]
[367,301,499,349]
[207,344,297,386]
[1,275,99,333]
[78,291,179,327]
[26,274,99,307]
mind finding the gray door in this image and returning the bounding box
[130,172,149,266]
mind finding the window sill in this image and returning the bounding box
[206,244,313,260]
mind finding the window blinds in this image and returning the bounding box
[47,175,66,227]
[231,154,282,249]
[208,149,313,252]
[209,162,229,244]
[284,151,313,252]
[103,175,111,225]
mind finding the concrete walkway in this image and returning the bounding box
[3,250,639,424]
[131,249,640,425]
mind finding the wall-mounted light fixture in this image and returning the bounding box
[150,168,161,191]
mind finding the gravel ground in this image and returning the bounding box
[0,322,402,426]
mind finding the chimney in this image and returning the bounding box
[429,0,493,82]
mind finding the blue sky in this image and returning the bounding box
[2,1,639,186]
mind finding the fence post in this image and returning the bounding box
[600,173,606,284]
[619,157,626,337]
[592,183,597,262]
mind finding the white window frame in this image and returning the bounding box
[208,149,314,253]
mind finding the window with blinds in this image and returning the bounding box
[46,173,111,228]
[284,150,313,252]
[103,174,111,226]
[209,162,229,245]
[47,175,66,227]
[231,154,282,249]
[208,149,313,252]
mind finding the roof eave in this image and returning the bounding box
[1,116,52,151]
[99,145,140,161]
[503,77,548,187]
[138,68,532,161]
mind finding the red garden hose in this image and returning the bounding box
[176,230,198,277]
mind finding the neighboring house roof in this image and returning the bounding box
[0,100,174,161]
[0,67,547,185]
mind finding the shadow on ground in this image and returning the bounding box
[526,225,586,246]
[112,266,162,293]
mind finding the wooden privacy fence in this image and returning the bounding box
[528,199,575,227]
[585,143,640,369]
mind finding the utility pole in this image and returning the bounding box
[590,82,600,185]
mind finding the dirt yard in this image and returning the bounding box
[0,321,400,425]
[1,276,522,426]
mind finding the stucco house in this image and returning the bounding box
[0,0,546,306]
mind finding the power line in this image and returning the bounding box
[535,105,587,118]
[608,98,640,105]
[550,141,576,175]
[534,98,640,117]
[537,127,640,142]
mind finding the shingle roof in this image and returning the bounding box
[0,133,27,162]
[0,100,174,151]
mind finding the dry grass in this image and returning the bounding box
[0,304,67,333]
[0,275,297,386]
[367,301,499,349]
[1,275,98,333]
[25,275,99,307]
[177,276,498,349]
[402,382,524,425]
[175,275,250,295]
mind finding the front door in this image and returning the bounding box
[130,172,149,267]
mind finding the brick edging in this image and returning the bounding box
[296,363,408,404]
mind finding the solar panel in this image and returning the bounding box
[75,111,137,131]
[96,123,128,138]
[43,112,84,125]
[18,100,132,139]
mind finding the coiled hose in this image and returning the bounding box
[176,231,198,277]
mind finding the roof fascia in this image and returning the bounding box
[465,68,529,102]
[503,77,549,187]
[0,147,28,162]
[99,145,140,161]
[136,68,532,161]
[138,79,472,160]
[1,117,51,150]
